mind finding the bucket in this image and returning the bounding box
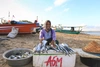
[3,48,33,67]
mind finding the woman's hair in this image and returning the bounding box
[43,20,51,28]
[45,20,51,25]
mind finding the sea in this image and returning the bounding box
[81,26,100,36]
[81,31,100,36]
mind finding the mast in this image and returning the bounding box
[36,16,38,21]
[8,11,10,21]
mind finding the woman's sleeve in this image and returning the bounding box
[39,30,44,39]
[52,30,56,40]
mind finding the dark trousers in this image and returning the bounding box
[46,38,59,45]
[46,38,52,45]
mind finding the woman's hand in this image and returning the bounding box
[51,40,54,45]
[51,40,56,48]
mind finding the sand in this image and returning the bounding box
[0,32,100,67]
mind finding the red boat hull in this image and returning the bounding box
[0,24,37,34]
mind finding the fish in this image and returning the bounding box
[33,42,75,56]
[55,44,61,52]
[59,44,69,56]
[62,43,75,55]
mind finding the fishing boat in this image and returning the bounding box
[55,25,83,34]
[56,29,80,34]
[0,21,38,34]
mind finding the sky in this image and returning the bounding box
[0,0,100,26]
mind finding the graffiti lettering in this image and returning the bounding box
[44,56,62,67]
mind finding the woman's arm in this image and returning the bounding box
[39,30,44,44]
[51,30,56,47]
[52,30,56,41]
[40,38,44,44]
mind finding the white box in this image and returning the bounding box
[33,50,76,67]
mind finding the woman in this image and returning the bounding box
[39,20,57,47]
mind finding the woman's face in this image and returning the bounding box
[46,22,51,30]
